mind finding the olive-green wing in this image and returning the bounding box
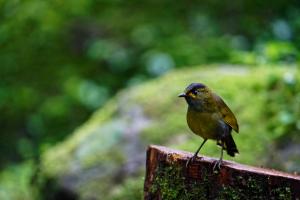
[212,93,239,133]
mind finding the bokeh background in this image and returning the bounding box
[1,1,300,199]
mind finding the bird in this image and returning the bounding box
[178,83,239,170]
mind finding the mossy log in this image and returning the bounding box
[144,145,300,200]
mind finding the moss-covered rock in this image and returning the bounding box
[40,65,300,199]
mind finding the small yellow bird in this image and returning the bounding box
[178,83,239,169]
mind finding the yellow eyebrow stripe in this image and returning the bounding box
[187,92,196,98]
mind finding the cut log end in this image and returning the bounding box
[144,145,300,200]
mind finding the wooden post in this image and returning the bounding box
[144,145,300,200]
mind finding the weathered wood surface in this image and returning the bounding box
[144,145,300,200]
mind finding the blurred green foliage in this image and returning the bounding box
[0,161,36,200]
[1,0,300,166]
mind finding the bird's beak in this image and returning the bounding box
[178,93,186,97]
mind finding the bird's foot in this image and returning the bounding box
[186,155,201,167]
[212,159,223,172]
[186,156,194,167]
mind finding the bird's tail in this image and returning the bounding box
[223,134,239,157]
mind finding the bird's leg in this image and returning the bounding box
[213,141,224,171]
[186,139,207,167]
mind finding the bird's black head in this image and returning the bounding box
[178,83,207,97]
[185,83,206,93]
[178,83,209,110]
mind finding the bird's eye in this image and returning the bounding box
[192,90,198,95]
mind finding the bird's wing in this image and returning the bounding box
[212,93,239,133]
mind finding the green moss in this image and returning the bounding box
[151,165,188,200]
[270,187,292,200]
[149,162,293,200]
[43,65,300,176]
[218,176,265,200]
[149,162,213,200]
[218,185,242,200]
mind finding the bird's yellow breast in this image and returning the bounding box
[186,107,222,140]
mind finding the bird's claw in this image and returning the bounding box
[186,156,194,167]
[186,155,201,167]
[212,159,223,172]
